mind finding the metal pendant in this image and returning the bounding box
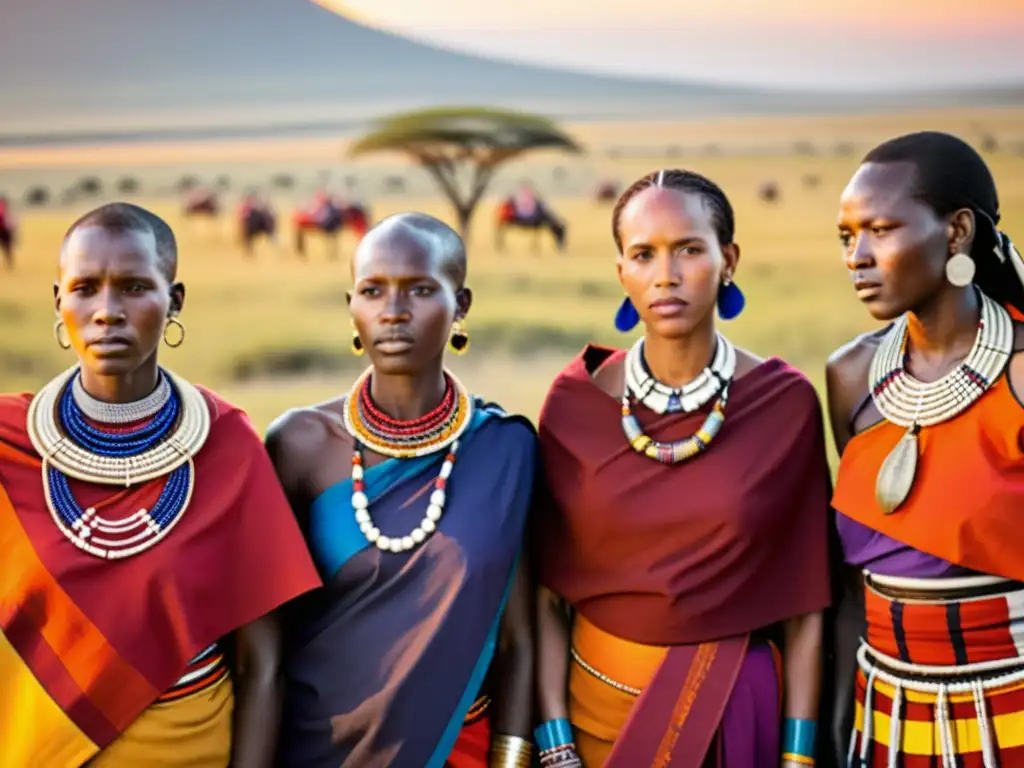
[875,426,919,515]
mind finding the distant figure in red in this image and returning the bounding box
[238,191,277,257]
[495,182,566,254]
[0,196,16,270]
[292,190,370,260]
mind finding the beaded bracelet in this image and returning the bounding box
[782,718,816,765]
[539,744,583,767]
[491,734,533,768]
[534,718,574,752]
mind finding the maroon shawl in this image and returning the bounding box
[536,346,832,645]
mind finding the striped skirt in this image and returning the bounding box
[850,572,1024,767]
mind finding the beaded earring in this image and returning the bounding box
[717,279,745,320]
[614,296,640,332]
[449,320,469,354]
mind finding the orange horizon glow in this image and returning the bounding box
[316,0,1020,30]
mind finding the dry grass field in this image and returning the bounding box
[3,108,1024,468]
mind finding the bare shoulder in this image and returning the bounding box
[825,329,885,397]
[264,397,348,480]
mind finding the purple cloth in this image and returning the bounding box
[836,512,974,578]
[716,643,780,766]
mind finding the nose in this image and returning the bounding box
[379,289,412,325]
[92,287,127,326]
[653,250,682,288]
[846,233,874,271]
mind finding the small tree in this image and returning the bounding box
[348,107,582,237]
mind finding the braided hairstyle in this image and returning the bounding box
[862,131,1024,313]
[611,169,736,253]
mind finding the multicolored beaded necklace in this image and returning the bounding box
[621,335,734,465]
[27,366,209,559]
[343,367,473,552]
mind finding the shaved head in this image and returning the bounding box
[353,212,466,287]
[61,202,178,281]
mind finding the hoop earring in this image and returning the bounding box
[717,278,746,320]
[163,317,185,348]
[53,319,71,350]
[945,252,976,287]
[449,320,469,355]
[350,321,364,356]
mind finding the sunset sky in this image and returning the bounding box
[320,0,1024,90]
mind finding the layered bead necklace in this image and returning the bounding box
[621,335,736,464]
[869,289,1013,514]
[27,366,210,559]
[343,367,473,553]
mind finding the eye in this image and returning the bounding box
[871,225,893,236]
[678,244,704,256]
[359,286,381,297]
[632,249,652,261]
[412,285,436,297]
[70,283,94,295]
[838,232,854,248]
[125,282,148,293]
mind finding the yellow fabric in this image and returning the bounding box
[0,631,98,768]
[854,691,1024,754]
[569,615,667,768]
[92,674,234,767]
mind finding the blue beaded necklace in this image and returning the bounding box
[44,373,195,559]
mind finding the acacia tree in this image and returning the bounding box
[348,107,582,237]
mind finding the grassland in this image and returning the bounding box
[2,108,1024,468]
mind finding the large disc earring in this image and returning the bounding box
[53,319,71,350]
[350,320,364,356]
[613,296,640,332]
[717,277,746,320]
[449,320,469,355]
[163,317,185,348]
[945,252,976,287]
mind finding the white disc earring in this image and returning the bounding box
[945,252,976,287]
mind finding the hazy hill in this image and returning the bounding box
[2,0,1022,142]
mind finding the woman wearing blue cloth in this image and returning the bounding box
[267,211,536,768]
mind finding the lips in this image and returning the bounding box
[89,335,132,348]
[374,336,415,353]
[648,298,688,317]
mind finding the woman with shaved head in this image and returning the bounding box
[0,203,320,766]
[270,212,537,768]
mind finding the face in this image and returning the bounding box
[55,226,183,378]
[347,228,470,376]
[616,186,738,339]
[837,162,971,320]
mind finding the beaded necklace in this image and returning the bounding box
[72,371,171,424]
[625,334,735,413]
[621,336,734,464]
[27,366,210,559]
[343,367,473,552]
[869,289,1013,513]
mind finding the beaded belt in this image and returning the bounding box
[854,572,1024,767]
[157,643,229,703]
[570,646,642,696]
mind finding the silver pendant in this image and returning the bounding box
[874,426,919,515]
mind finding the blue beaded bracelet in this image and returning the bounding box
[783,718,816,759]
[534,718,574,751]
